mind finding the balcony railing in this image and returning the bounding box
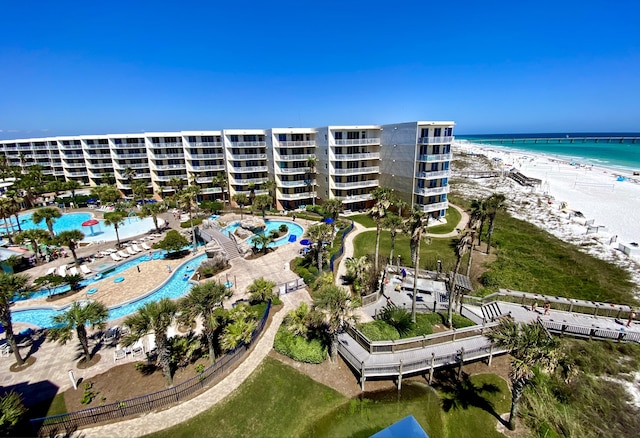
[417,153,453,162]
[66,170,88,176]
[420,201,448,213]
[418,136,454,145]
[279,153,315,161]
[188,153,224,159]
[114,153,148,159]
[333,179,379,189]
[334,137,380,146]
[153,164,187,171]
[84,143,110,149]
[279,192,312,200]
[32,145,50,150]
[190,164,225,172]
[200,187,223,194]
[276,167,309,174]
[337,193,373,203]
[334,152,380,161]
[87,163,114,169]
[232,166,268,173]
[414,186,450,196]
[278,140,316,147]
[151,142,183,148]
[154,175,188,182]
[280,180,309,187]
[116,142,147,148]
[416,170,451,179]
[333,166,379,175]
[229,141,266,147]
[191,141,223,147]
[114,163,149,170]
[59,143,83,150]
[232,153,267,160]
[152,153,185,159]
[234,177,269,185]
[86,153,112,159]
[63,161,87,168]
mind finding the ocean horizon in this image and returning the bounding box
[457,133,640,173]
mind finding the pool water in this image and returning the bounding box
[12,253,206,328]
[222,220,303,248]
[0,212,92,235]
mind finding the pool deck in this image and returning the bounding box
[1,209,313,401]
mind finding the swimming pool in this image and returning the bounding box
[221,220,303,248]
[0,211,159,243]
[12,253,206,328]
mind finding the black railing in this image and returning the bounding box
[30,301,272,437]
[329,220,354,272]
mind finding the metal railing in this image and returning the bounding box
[30,301,272,436]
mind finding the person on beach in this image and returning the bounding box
[544,301,551,315]
[531,300,538,312]
[627,311,636,327]
[167,265,172,273]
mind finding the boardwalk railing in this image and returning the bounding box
[30,301,272,437]
[539,318,640,343]
[344,322,499,355]
[329,220,355,272]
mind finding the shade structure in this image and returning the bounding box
[299,239,312,246]
[323,217,334,224]
[81,219,100,236]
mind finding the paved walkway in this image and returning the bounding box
[80,290,312,437]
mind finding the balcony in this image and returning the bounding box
[32,145,50,150]
[414,186,450,196]
[278,140,316,147]
[59,143,83,150]
[36,161,51,167]
[420,201,449,214]
[279,153,315,161]
[191,141,223,147]
[234,177,269,185]
[150,142,183,148]
[280,180,309,188]
[334,152,380,161]
[337,193,373,203]
[231,166,268,173]
[66,170,88,176]
[63,161,87,168]
[116,142,147,148]
[417,153,453,162]
[152,153,185,160]
[334,138,380,146]
[86,153,112,159]
[114,162,149,170]
[333,166,380,175]
[17,145,32,151]
[232,153,267,160]
[188,153,224,159]
[87,163,114,169]
[416,170,451,179]
[114,153,148,159]
[153,163,187,171]
[200,187,223,195]
[229,141,266,147]
[84,143,110,149]
[418,136,454,145]
[276,167,309,175]
[279,192,312,200]
[154,175,188,182]
[190,164,225,172]
[333,179,379,189]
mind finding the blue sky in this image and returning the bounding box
[1,0,639,138]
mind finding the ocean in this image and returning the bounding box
[457,133,640,173]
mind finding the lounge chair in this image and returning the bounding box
[132,244,143,253]
[117,250,130,259]
[80,265,92,275]
[131,339,145,357]
[126,247,138,256]
[145,334,157,353]
[110,253,123,262]
[68,267,80,277]
[141,242,152,251]
[114,347,127,362]
[57,265,67,277]
[46,267,56,275]
[0,342,11,357]
[103,326,119,345]
[104,248,117,253]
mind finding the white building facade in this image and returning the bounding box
[0,121,454,217]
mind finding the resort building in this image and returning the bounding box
[0,121,454,217]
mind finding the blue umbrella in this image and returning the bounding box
[323,218,334,224]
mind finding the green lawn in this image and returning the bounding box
[146,357,510,438]
[429,207,462,234]
[349,214,376,228]
[353,231,458,272]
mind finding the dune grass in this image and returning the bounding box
[349,207,462,235]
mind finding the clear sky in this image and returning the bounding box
[1,0,639,139]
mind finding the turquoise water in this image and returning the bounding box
[12,253,206,327]
[0,212,91,234]
[459,133,640,173]
[222,220,303,248]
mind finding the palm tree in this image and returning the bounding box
[179,282,228,363]
[466,230,476,277]
[169,177,185,194]
[247,277,276,303]
[405,206,430,323]
[103,211,127,247]
[394,197,409,218]
[0,273,33,366]
[123,298,177,387]
[232,193,248,219]
[122,167,137,189]
[284,303,310,338]
[323,198,343,222]
[0,391,27,433]
[31,207,62,238]
[314,284,355,361]
[470,198,488,247]
[253,194,272,219]
[487,319,560,431]
[139,202,168,232]
[247,182,256,205]
[14,229,50,260]
[345,256,370,286]
[90,185,121,205]
[131,179,149,201]
[306,223,334,273]
[219,305,257,352]
[64,180,82,207]
[5,191,24,233]
[48,301,109,363]
[485,193,507,254]
[306,156,317,206]
[448,230,472,327]
[261,179,277,209]
[0,198,14,242]
[54,230,85,266]
[369,187,394,270]
[212,173,228,204]
[251,233,274,255]
[383,213,403,264]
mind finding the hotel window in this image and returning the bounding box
[421,128,429,137]
[334,132,343,140]
[434,128,442,137]
[278,134,287,141]
[230,135,239,142]
[188,136,196,142]
[445,127,453,136]
[347,131,359,140]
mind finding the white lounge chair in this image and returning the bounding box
[57,265,67,277]
[145,334,157,353]
[0,342,11,357]
[117,250,130,259]
[131,339,145,357]
[114,347,127,362]
[126,247,138,256]
[46,267,56,275]
[68,267,80,277]
[103,326,119,344]
[141,242,152,251]
[110,253,123,262]
[132,244,143,253]
[104,248,117,253]
[80,265,92,275]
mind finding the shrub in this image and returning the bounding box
[274,328,327,363]
[180,217,204,228]
[80,382,98,405]
[357,320,400,341]
[379,305,413,336]
[199,254,229,278]
[279,224,288,233]
[451,314,475,329]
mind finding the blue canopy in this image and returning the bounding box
[370,416,429,438]
[323,217,334,224]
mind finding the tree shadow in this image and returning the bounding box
[435,368,507,426]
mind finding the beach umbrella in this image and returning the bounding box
[323,218,334,224]
[299,239,312,246]
[81,219,100,236]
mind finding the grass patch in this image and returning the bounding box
[353,231,458,272]
[429,207,462,235]
[350,214,376,228]
[358,312,474,341]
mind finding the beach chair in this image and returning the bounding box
[110,253,123,262]
[141,242,152,251]
[126,247,138,256]
[117,250,130,259]
[46,267,56,276]
[0,342,11,357]
[103,326,119,345]
[131,339,145,357]
[114,346,127,362]
[145,334,157,353]
[69,267,80,277]
[80,265,92,275]
[104,248,117,253]
[57,265,67,277]
[132,244,143,253]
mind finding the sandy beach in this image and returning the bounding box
[453,140,640,290]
